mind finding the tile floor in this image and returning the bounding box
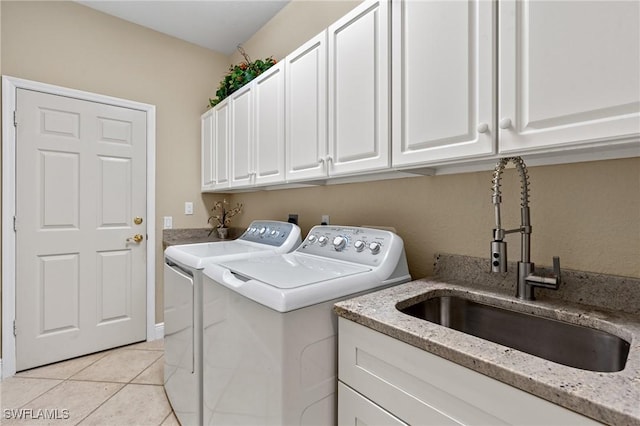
[0,340,178,425]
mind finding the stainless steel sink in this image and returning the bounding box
[398,295,630,372]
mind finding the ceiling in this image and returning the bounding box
[77,0,290,56]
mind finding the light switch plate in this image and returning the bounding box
[185,202,193,215]
[163,216,173,229]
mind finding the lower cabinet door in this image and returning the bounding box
[338,382,408,426]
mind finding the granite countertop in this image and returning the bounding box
[162,227,241,248]
[334,254,640,425]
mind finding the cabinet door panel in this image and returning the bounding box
[392,0,495,167]
[201,110,214,190]
[254,62,285,186]
[285,32,328,182]
[230,86,252,188]
[213,101,230,190]
[338,383,408,426]
[499,0,640,153]
[329,0,390,176]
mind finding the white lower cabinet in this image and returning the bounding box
[338,383,407,426]
[338,318,601,426]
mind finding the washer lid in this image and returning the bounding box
[218,253,370,289]
[165,240,268,269]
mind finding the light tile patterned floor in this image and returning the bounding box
[0,340,179,425]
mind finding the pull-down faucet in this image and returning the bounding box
[490,156,561,300]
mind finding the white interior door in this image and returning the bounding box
[15,88,147,371]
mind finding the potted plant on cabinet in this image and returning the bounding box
[209,46,277,107]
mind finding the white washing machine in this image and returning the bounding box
[201,225,411,425]
[163,220,301,426]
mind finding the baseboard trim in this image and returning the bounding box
[154,322,164,340]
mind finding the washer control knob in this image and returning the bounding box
[332,236,347,251]
[259,227,267,235]
[318,236,329,246]
[270,230,279,237]
[354,240,366,252]
[307,235,317,244]
[369,242,382,255]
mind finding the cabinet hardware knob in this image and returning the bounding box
[477,123,489,133]
[499,118,512,129]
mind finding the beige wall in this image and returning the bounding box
[227,159,640,280]
[0,0,638,362]
[0,0,228,349]
[229,0,360,64]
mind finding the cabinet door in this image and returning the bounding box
[499,0,640,153]
[392,0,495,167]
[338,382,408,426]
[285,31,328,182]
[201,109,215,191]
[328,0,390,176]
[229,85,253,188]
[254,62,286,186]
[213,100,230,190]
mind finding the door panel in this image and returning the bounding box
[16,88,147,371]
[499,0,640,152]
[40,254,80,334]
[230,86,253,188]
[285,31,328,181]
[328,0,390,175]
[254,62,285,186]
[213,101,230,190]
[392,0,495,166]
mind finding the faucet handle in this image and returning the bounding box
[553,256,561,283]
[526,256,561,289]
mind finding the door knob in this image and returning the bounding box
[134,216,144,225]
[127,234,144,243]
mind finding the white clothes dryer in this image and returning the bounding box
[163,220,301,426]
[201,225,410,425]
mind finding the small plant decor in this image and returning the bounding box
[209,46,277,107]
[208,199,243,234]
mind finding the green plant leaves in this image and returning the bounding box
[209,57,277,107]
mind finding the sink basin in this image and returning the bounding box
[398,295,630,372]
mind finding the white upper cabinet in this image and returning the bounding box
[201,100,230,192]
[498,0,640,153]
[328,0,390,176]
[229,85,253,188]
[226,62,286,190]
[201,109,215,191]
[392,0,495,167]
[213,101,231,190]
[253,62,286,186]
[285,31,328,182]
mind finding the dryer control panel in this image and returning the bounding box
[239,220,301,247]
[298,225,403,267]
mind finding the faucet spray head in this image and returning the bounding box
[491,240,508,273]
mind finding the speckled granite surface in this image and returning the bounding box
[162,227,241,248]
[334,254,640,425]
